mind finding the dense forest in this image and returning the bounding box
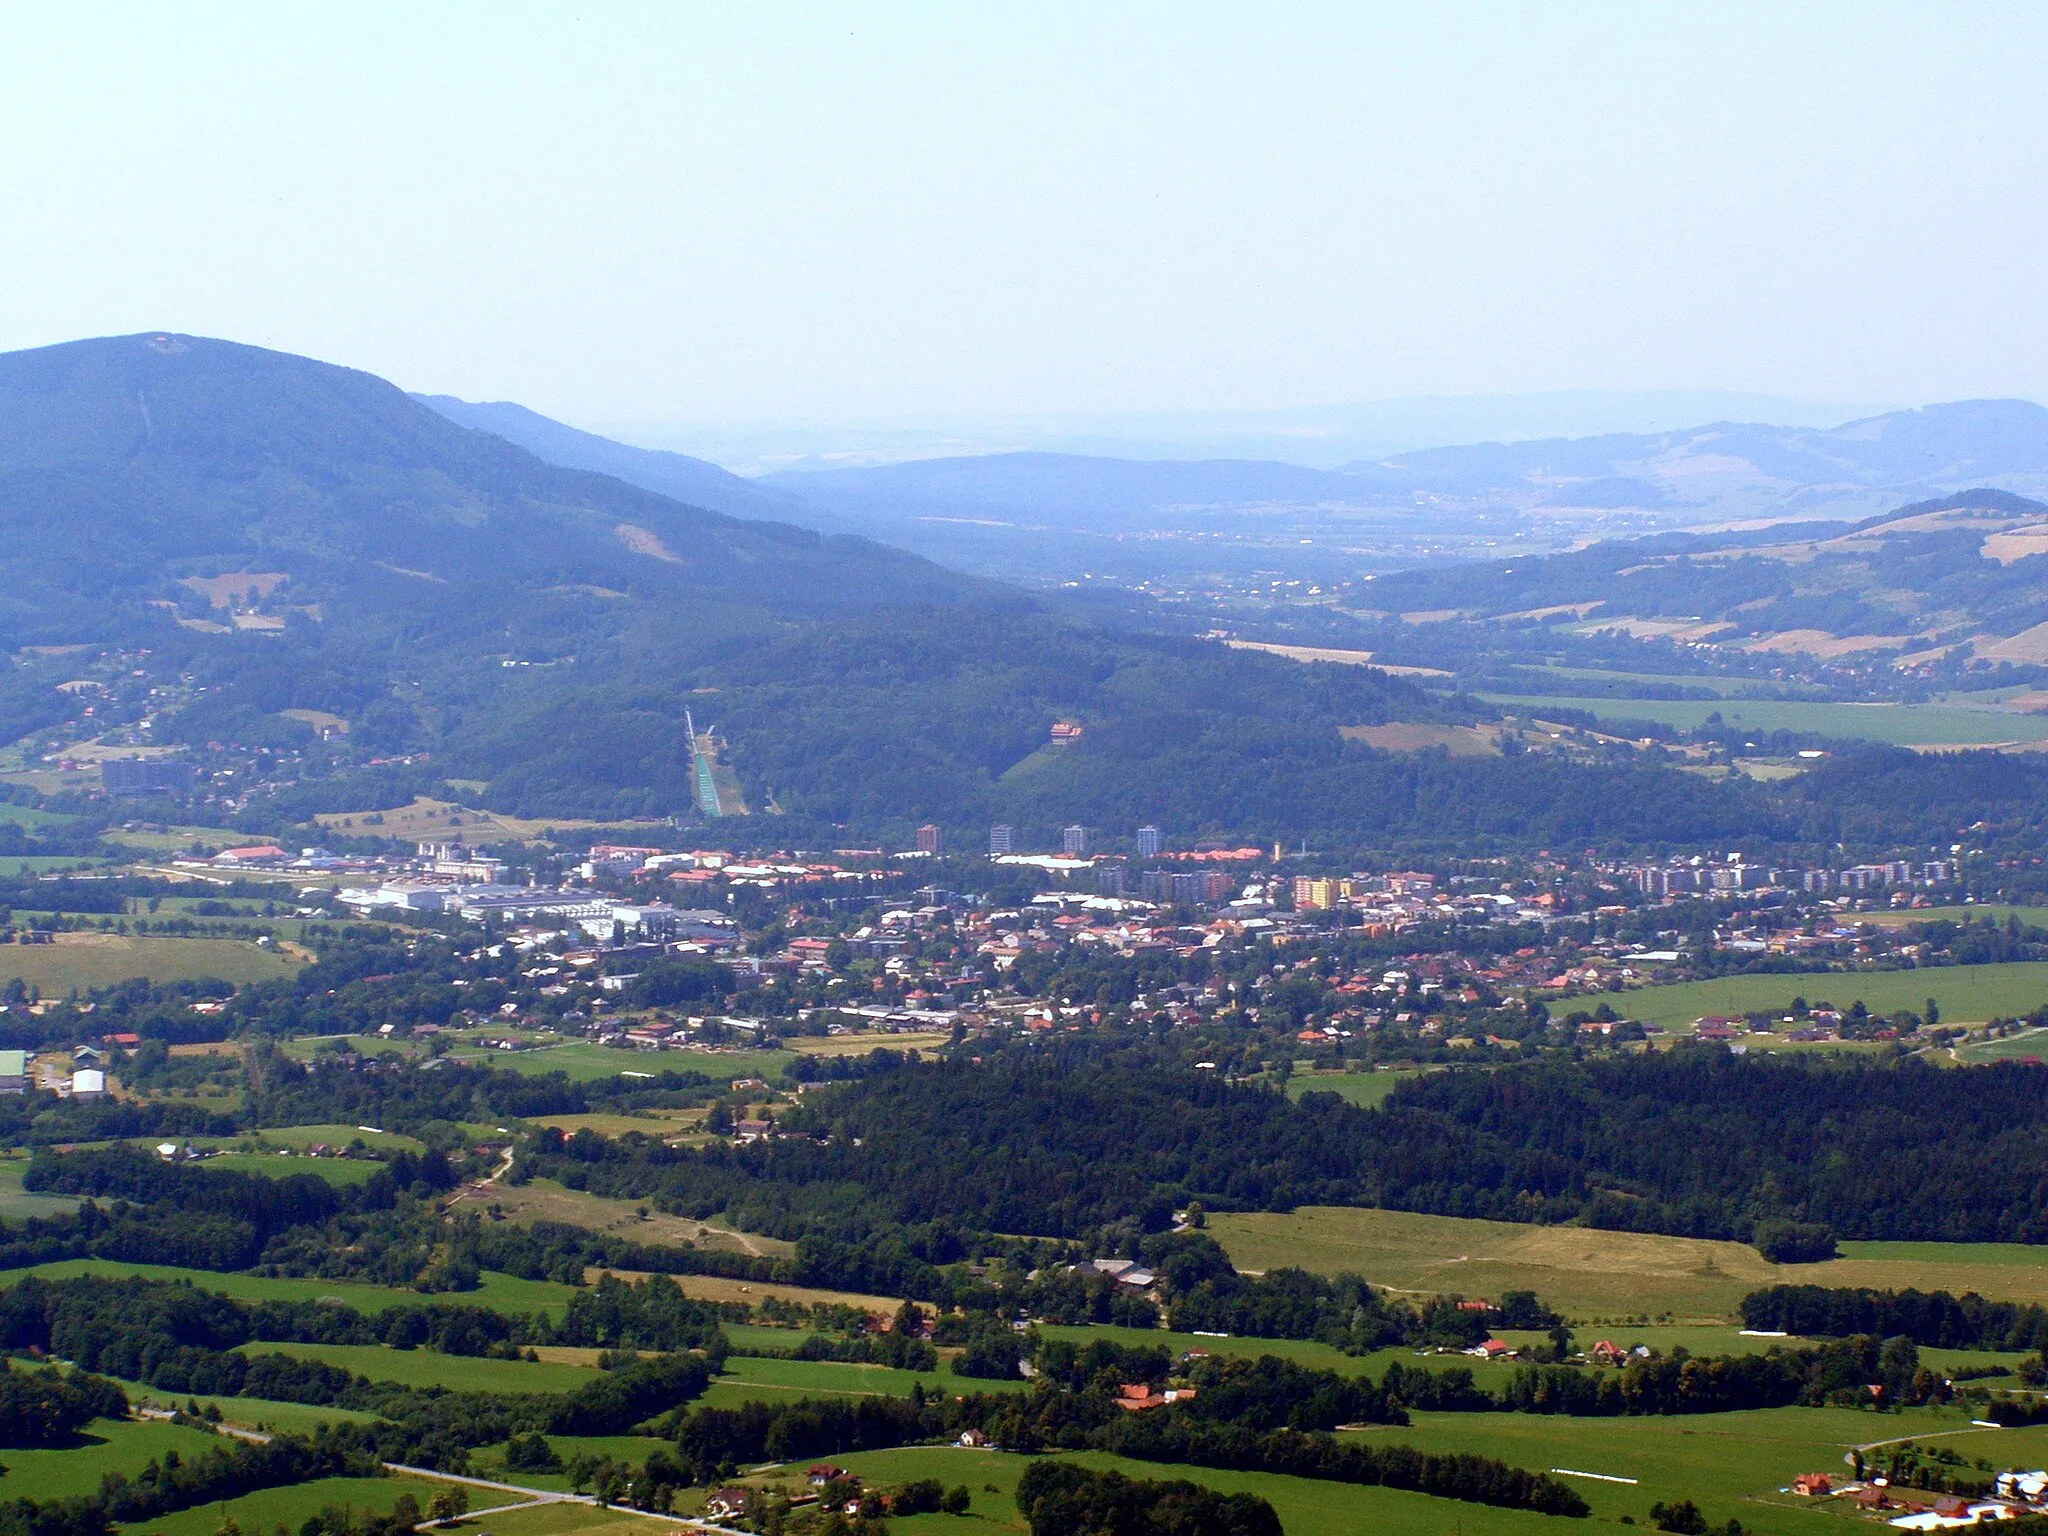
[515,1045,2048,1248]
[1741,1285,2048,1351]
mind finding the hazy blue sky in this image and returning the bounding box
[2,3,2045,430]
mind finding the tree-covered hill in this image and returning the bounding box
[0,331,973,628]
[0,330,2002,850]
[521,1045,2048,1246]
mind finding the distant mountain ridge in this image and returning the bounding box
[0,331,1504,838]
[0,332,964,623]
[424,391,2048,583]
[413,394,810,526]
[1346,398,2048,511]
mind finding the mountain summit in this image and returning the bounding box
[0,331,966,625]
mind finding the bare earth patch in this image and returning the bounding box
[615,523,683,563]
[1976,621,2048,664]
[1982,524,2048,565]
[1227,640,1453,678]
[314,795,651,844]
[598,1269,904,1314]
[490,1176,793,1260]
[1741,629,1916,658]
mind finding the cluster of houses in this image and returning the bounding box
[703,1457,981,1523]
[1784,1469,2048,1529]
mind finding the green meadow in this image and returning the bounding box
[1339,1406,2048,1536]
[1284,1068,1424,1107]
[0,1258,580,1317]
[236,1340,601,1393]
[1618,961,2048,1027]
[1480,692,2048,746]
[1209,1205,2048,1320]
[115,1476,450,1536]
[3,1416,220,1500]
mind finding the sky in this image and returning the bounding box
[1,3,2045,436]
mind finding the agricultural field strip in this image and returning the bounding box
[1209,1205,2048,1319]
[1615,960,2048,1027]
[1477,690,2048,745]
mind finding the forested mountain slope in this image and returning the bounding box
[1358,488,2048,658]
[1,331,2004,848]
[0,332,966,633]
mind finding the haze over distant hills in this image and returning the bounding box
[0,331,1507,839]
[594,390,1875,475]
[424,391,2048,584]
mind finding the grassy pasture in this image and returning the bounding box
[192,1150,388,1185]
[0,1154,79,1218]
[458,1040,791,1083]
[0,933,302,992]
[1477,691,2048,746]
[838,1414,2048,1536]
[311,795,628,844]
[465,1434,671,1491]
[1285,1069,1424,1108]
[827,1443,1563,1536]
[0,802,75,829]
[2,1415,220,1500]
[238,1123,429,1152]
[1958,1027,2048,1062]
[115,1475,452,1536]
[1032,1322,1961,1387]
[433,1503,650,1536]
[0,1258,580,1317]
[237,1339,600,1392]
[1616,961,2048,1027]
[1338,1405,2048,1535]
[1860,904,2048,928]
[117,1379,383,1432]
[711,1353,1015,1401]
[1210,1206,2048,1321]
[596,1267,904,1315]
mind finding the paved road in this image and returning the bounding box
[139,1410,751,1535]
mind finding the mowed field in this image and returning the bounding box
[0,933,302,990]
[1477,691,2048,746]
[115,1475,462,1536]
[450,1040,792,1083]
[1860,904,2048,928]
[1209,1206,2048,1321]
[1285,1069,1427,1108]
[699,1353,1029,1408]
[1339,1407,2048,1536]
[829,1411,2048,1536]
[1,1258,580,1317]
[3,1416,221,1500]
[815,1441,1605,1536]
[0,1155,79,1218]
[311,795,629,843]
[1619,960,2048,1026]
[280,1033,794,1083]
[596,1268,906,1316]
[239,1339,601,1393]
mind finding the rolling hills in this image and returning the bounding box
[9,331,2033,851]
[0,333,1491,837]
[423,389,2048,585]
